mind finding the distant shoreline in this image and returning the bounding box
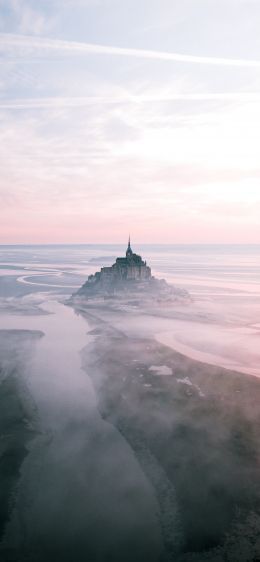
[1,243,260,248]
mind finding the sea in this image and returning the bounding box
[0,243,259,298]
[1,243,260,376]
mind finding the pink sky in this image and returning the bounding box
[1,1,260,243]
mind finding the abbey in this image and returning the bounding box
[76,238,153,296]
[96,237,151,283]
[75,238,190,302]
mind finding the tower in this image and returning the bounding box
[126,235,133,257]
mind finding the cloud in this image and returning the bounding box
[0,1,53,36]
[0,1,260,243]
[1,32,260,67]
[1,92,260,110]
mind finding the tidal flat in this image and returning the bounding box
[0,244,260,561]
[0,330,42,543]
[74,301,260,561]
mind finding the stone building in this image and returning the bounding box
[99,237,151,282]
[77,238,152,296]
[75,237,190,302]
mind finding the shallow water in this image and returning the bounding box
[1,244,260,378]
[0,298,162,561]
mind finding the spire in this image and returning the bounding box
[126,235,133,257]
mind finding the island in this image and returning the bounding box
[73,238,190,305]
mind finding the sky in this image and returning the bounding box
[0,0,260,244]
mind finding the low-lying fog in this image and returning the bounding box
[0,300,162,561]
[105,297,260,378]
[0,244,259,561]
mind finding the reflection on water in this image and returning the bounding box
[0,300,96,427]
[0,299,162,561]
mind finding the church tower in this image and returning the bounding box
[126,235,133,258]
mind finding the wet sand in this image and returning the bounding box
[74,301,260,561]
[0,330,42,542]
[1,293,260,560]
[78,294,260,379]
[156,325,260,378]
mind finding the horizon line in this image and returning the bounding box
[1,242,260,247]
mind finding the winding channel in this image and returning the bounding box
[0,298,162,561]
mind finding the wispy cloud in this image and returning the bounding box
[1,32,260,67]
[1,1,260,242]
[1,93,260,110]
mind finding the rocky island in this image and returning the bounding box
[73,238,189,305]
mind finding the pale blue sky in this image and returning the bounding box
[0,0,260,243]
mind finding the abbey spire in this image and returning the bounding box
[126,235,133,257]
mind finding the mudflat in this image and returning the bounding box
[0,330,42,542]
[76,303,260,562]
[1,299,259,561]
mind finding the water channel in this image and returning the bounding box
[0,297,162,561]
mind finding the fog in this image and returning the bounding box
[77,299,260,557]
[0,245,259,561]
[0,300,162,561]
[86,295,260,378]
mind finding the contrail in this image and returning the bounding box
[0,93,260,110]
[1,33,260,67]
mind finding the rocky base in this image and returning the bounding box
[74,276,190,305]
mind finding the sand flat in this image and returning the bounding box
[156,324,260,378]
